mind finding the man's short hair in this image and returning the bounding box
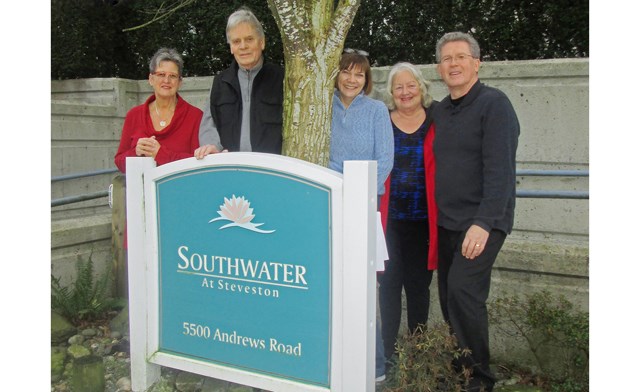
[435,32,481,62]
[226,7,265,44]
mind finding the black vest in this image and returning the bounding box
[209,60,284,153]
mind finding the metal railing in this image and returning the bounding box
[51,168,119,183]
[50,167,589,207]
[515,169,588,199]
[51,168,119,207]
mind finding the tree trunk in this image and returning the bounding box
[268,0,360,166]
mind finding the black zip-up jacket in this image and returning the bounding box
[209,60,284,153]
[432,80,520,234]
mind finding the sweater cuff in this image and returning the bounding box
[472,220,492,234]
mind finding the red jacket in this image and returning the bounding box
[379,120,439,270]
[114,94,203,173]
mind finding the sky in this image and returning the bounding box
[1,1,637,390]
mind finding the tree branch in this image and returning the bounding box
[324,0,360,56]
[122,0,199,32]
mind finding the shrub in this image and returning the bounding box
[489,290,588,392]
[383,321,471,391]
[51,253,115,324]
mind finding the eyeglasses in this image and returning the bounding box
[343,48,369,57]
[152,71,181,82]
[439,53,476,64]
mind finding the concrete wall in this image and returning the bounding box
[51,59,588,364]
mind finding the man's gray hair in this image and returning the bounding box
[435,32,481,62]
[386,62,433,110]
[226,8,265,43]
[149,48,184,76]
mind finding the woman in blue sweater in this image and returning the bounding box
[329,50,394,195]
[329,49,394,383]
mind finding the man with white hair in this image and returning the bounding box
[195,7,283,158]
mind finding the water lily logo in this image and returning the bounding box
[209,195,275,234]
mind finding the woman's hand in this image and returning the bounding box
[136,136,161,158]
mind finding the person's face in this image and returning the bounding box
[437,40,480,98]
[391,70,422,112]
[337,64,366,106]
[228,22,265,70]
[149,60,181,99]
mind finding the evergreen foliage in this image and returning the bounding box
[51,0,588,80]
[51,253,115,324]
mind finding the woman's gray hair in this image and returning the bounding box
[386,62,433,110]
[435,32,481,62]
[149,48,184,76]
[226,8,265,43]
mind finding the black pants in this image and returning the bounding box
[379,218,434,361]
[437,226,506,392]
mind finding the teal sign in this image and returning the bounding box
[155,166,332,387]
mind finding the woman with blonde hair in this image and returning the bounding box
[378,62,439,364]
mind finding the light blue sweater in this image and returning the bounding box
[329,90,394,195]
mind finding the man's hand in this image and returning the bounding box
[461,224,489,260]
[194,144,222,159]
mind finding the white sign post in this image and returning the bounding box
[125,154,377,392]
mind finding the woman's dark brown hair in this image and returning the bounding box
[335,52,373,95]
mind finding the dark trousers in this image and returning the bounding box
[437,226,506,392]
[379,218,434,361]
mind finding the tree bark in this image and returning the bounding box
[268,0,360,166]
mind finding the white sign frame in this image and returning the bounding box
[126,153,376,392]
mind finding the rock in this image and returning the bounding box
[111,337,130,353]
[501,377,520,386]
[110,331,123,339]
[51,311,77,344]
[175,371,204,392]
[90,341,107,356]
[82,328,98,337]
[116,377,132,391]
[51,346,68,382]
[201,377,229,392]
[67,344,91,359]
[148,378,176,392]
[71,355,105,392]
[68,334,85,345]
[109,305,130,335]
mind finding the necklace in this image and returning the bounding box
[154,100,174,127]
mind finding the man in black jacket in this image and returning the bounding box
[432,32,520,392]
[195,8,283,158]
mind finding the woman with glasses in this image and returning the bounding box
[378,62,438,365]
[329,49,394,383]
[115,48,203,173]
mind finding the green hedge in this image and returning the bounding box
[51,0,588,80]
